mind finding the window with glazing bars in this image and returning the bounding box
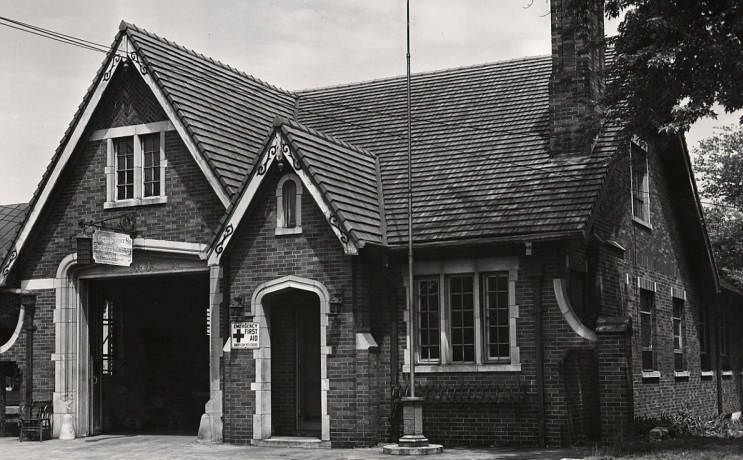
[639,289,655,371]
[483,272,510,361]
[282,179,297,228]
[142,133,160,197]
[631,143,649,222]
[672,298,685,371]
[416,278,440,362]
[115,137,134,200]
[449,275,475,362]
[102,300,115,375]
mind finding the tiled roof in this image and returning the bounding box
[278,119,385,246]
[125,22,297,196]
[296,57,620,246]
[0,203,28,263]
[3,23,625,277]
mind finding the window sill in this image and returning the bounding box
[104,196,168,209]
[403,363,521,373]
[642,370,660,380]
[632,216,653,230]
[674,370,690,379]
[722,370,733,378]
[275,226,302,236]
[701,370,714,379]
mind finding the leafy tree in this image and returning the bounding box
[693,125,743,285]
[604,0,743,134]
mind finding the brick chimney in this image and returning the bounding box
[549,0,605,156]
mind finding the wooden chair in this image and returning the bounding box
[18,401,52,441]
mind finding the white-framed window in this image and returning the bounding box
[672,297,685,372]
[631,139,651,226]
[639,287,656,372]
[405,257,520,373]
[90,121,173,209]
[275,174,302,235]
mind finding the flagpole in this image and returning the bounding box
[406,0,415,400]
[383,2,441,452]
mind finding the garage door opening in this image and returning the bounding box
[87,273,209,435]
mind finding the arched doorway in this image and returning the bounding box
[265,289,320,436]
[251,276,330,442]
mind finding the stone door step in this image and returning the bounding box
[381,444,444,455]
[252,436,331,449]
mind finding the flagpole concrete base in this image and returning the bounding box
[382,397,443,455]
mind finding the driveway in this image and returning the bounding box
[0,435,589,460]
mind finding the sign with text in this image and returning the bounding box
[231,321,259,349]
[92,230,132,267]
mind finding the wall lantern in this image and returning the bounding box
[329,293,343,316]
[233,293,251,319]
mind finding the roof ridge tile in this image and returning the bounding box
[121,20,297,98]
[295,54,551,94]
[280,118,378,160]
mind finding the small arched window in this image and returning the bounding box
[276,174,302,234]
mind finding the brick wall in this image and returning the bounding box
[386,244,602,447]
[590,136,736,422]
[4,67,224,414]
[223,166,385,447]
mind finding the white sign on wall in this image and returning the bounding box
[92,230,132,267]
[231,321,259,349]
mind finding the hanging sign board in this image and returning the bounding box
[231,321,259,349]
[92,230,133,267]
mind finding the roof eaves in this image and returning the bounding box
[278,123,366,249]
[374,155,388,245]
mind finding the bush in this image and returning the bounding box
[634,412,743,439]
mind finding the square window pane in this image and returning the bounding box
[642,350,654,371]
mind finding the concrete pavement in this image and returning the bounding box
[0,435,590,460]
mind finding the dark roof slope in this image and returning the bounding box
[296,57,620,246]
[0,203,28,262]
[278,119,385,246]
[124,22,297,196]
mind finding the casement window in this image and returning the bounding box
[482,272,511,361]
[407,258,520,372]
[631,140,651,225]
[672,298,685,372]
[276,174,302,235]
[416,278,440,362]
[90,121,173,209]
[699,306,712,372]
[101,300,116,376]
[639,288,656,372]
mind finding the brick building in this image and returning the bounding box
[1,0,741,448]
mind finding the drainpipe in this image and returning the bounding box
[715,296,723,414]
[21,293,37,414]
[534,265,546,447]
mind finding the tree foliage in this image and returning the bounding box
[693,125,743,285]
[604,0,743,135]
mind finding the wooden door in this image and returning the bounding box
[297,305,321,436]
[88,286,103,435]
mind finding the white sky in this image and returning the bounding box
[0,0,739,204]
